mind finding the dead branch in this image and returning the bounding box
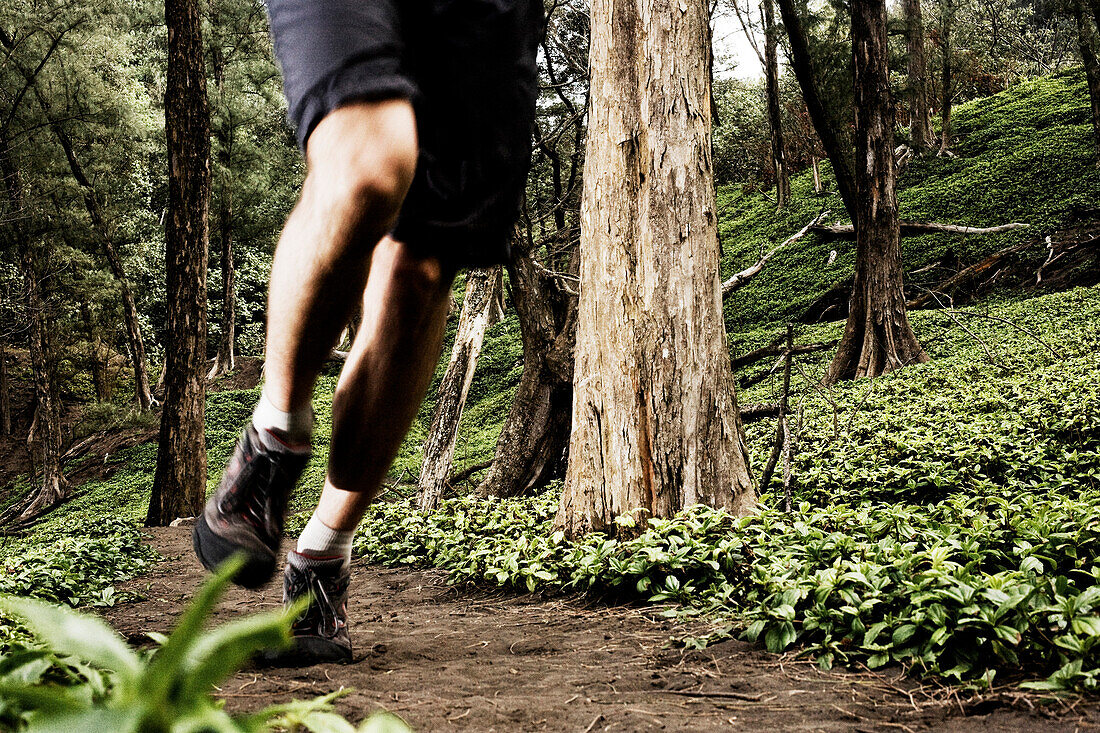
[733,339,837,371]
[448,458,494,487]
[739,402,780,423]
[722,211,830,298]
[812,220,1028,241]
[907,237,1034,309]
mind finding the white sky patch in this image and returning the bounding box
[713,12,765,81]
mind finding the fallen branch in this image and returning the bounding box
[722,211,830,298]
[812,220,1028,241]
[907,237,1034,309]
[448,458,494,487]
[739,403,780,423]
[733,339,837,371]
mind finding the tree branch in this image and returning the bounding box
[722,211,829,298]
[811,220,1028,240]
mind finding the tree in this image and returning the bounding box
[417,267,502,512]
[826,0,929,383]
[147,0,212,525]
[1072,0,1100,160]
[904,0,932,150]
[728,0,791,206]
[556,0,756,537]
[476,3,587,500]
[937,0,957,155]
[763,0,791,207]
[775,0,858,215]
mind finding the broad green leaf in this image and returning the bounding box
[24,707,142,733]
[141,554,246,700]
[180,598,308,699]
[0,596,140,680]
[359,712,414,733]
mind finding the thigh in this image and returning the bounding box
[393,0,546,267]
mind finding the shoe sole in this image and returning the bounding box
[192,514,277,589]
[256,635,353,667]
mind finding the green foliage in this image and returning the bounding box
[0,557,412,733]
[0,519,158,648]
[352,287,1100,691]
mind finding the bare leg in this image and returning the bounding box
[263,99,418,414]
[313,238,456,531]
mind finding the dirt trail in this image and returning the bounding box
[104,528,1097,732]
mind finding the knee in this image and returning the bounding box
[305,100,418,228]
[389,246,457,298]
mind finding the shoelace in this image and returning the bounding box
[291,568,346,638]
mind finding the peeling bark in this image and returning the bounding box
[417,267,502,512]
[557,0,755,538]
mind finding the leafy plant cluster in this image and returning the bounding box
[0,556,411,733]
[351,286,1100,691]
[0,518,158,648]
[352,485,1100,691]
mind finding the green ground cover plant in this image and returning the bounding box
[350,286,1100,691]
[0,556,412,732]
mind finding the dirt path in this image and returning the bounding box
[104,528,1097,732]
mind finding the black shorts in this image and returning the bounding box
[266,0,545,267]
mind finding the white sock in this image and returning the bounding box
[252,388,313,454]
[297,513,355,568]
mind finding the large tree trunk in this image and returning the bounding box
[1074,0,1100,162]
[417,267,502,512]
[825,0,929,384]
[776,0,857,217]
[763,0,790,208]
[937,0,954,156]
[148,0,211,526]
[476,244,576,500]
[557,0,756,537]
[904,0,931,150]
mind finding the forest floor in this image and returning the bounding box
[103,528,1100,732]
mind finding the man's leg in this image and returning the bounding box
[263,99,419,416]
[318,237,455,525]
[194,98,418,587]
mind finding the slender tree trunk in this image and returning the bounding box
[557,0,755,537]
[1,131,68,519]
[18,241,67,520]
[148,0,211,525]
[1074,0,1100,162]
[937,0,954,156]
[904,0,931,150]
[209,182,236,378]
[763,0,789,208]
[13,57,155,409]
[812,156,823,192]
[776,0,857,217]
[0,333,9,436]
[476,244,576,500]
[417,268,502,511]
[80,302,111,403]
[208,9,236,380]
[825,0,929,384]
